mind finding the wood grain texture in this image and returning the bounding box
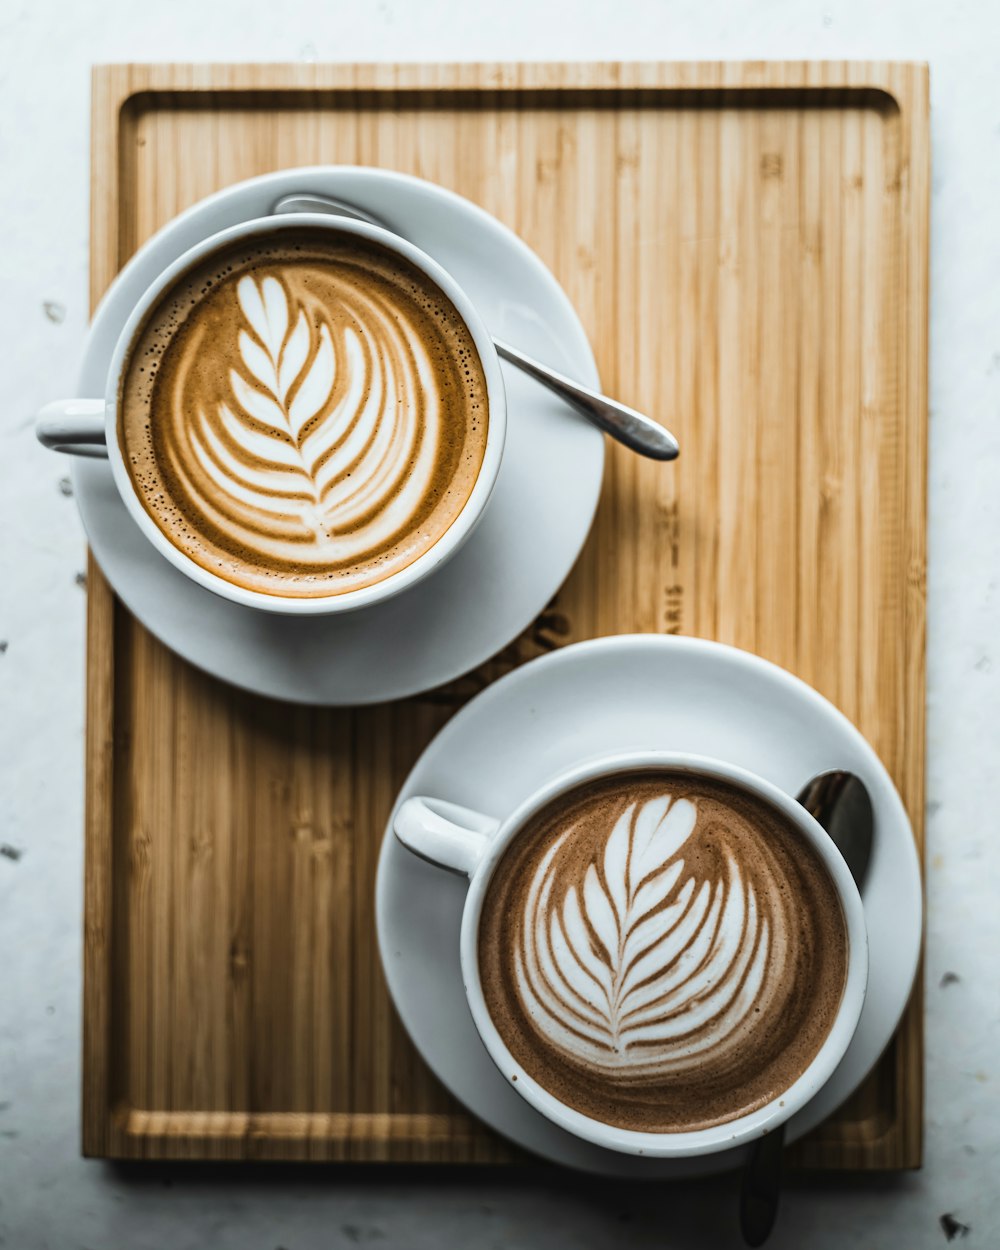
[83,61,929,1166]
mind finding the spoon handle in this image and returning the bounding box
[739,1124,786,1247]
[493,339,679,462]
[273,194,680,463]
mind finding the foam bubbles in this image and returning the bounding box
[479,771,850,1134]
[119,229,489,598]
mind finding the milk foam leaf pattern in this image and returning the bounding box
[238,273,288,360]
[120,234,492,598]
[191,275,340,533]
[515,792,782,1078]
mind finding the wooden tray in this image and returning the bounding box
[83,61,929,1166]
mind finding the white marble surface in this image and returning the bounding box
[0,0,997,1246]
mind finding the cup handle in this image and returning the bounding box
[394,797,501,878]
[36,399,108,457]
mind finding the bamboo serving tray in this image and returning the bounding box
[83,61,929,1166]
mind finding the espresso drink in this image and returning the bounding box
[119,228,489,597]
[478,770,849,1133]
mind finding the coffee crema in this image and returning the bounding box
[478,771,849,1133]
[119,229,489,597]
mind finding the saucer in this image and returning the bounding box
[72,168,604,704]
[375,635,923,1178]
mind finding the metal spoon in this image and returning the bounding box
[739,770,873,1247]
[796,771,874,889]
[273,193,680,462]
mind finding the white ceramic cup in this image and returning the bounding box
[35,213,507,616]
[393,750,869,1158]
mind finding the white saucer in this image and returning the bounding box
[375,635,923,1178]
[72,168,604,704]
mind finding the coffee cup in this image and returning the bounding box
[36,214,506,615]
[394,750,868,1158]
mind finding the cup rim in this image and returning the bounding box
[458,750,869,1158]
[103,212,507,616]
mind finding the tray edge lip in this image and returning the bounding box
[89,60,931,111]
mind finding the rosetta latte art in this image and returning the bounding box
[479,772,849,1133]
[120,231,489,597]
[189,273,443,550]
[515,793,784,1078]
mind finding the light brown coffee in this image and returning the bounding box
[119,227,489,598]
[478,770,849,1134]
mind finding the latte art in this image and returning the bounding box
[516,794,783,1078]
[120,229,489,597]
[479,772,849,1134]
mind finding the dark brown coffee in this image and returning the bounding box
[119,227,489,598]
[478,770,849,1133]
